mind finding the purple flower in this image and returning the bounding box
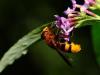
[75,4,96,17]
[54,0,96,41]
[54,15,75,41]
[63,26,74,41]
[64,0,77,15]
[84,0,95,5]
[80,0,95,10]
[82,0,96,17]
[54,15,70,29]
[71,0,77,9]
[64,7,75,15]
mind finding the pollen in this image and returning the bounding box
[65,42,70,51]
[71,42,81,53]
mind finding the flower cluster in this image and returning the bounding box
[42,0,100,54]
[54,0,97,42]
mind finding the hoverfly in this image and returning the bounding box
[41,12,81,66]
[41,26,81,53]
[41,25,81,66]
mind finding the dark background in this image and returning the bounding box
[0,0,100,75]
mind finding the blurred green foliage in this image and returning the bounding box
[0,0,100,75]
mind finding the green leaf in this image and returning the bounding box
[90,9,100,66]
[92,24,100,66]
[75,11,100,66]
[0,22,50,73]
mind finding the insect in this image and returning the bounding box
[41,9,81,67]
[41,26,81,53]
